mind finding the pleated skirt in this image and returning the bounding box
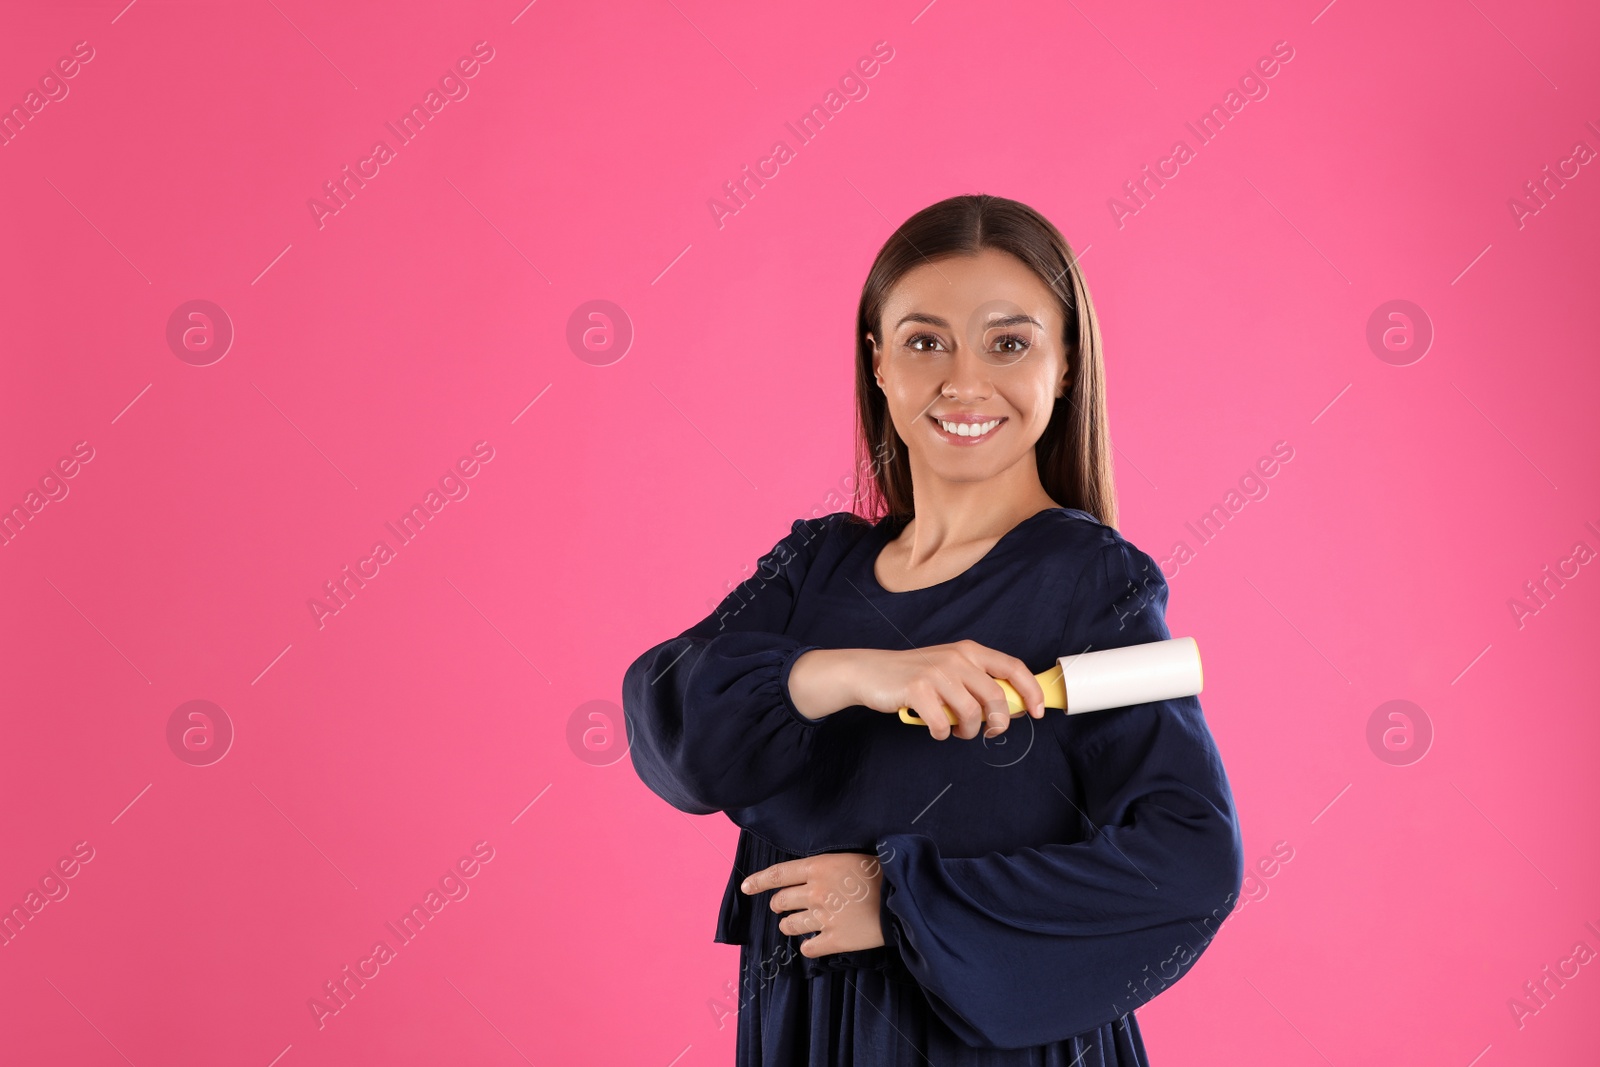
[717,828,1152,1066]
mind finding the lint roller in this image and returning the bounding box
[897,636,1203,727]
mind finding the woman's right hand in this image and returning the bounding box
[792,643,1045,741]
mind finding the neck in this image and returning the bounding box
[900,455,1059,547]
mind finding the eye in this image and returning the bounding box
[906,333,945,352]
[990,333,1033,362]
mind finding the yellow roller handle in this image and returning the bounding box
[897,664,1067,726]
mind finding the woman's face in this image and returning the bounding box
[868,247,1070,489]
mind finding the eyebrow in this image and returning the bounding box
[895,312,1043,330]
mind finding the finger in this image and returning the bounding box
[1012,656,1047,717]
[779,907,822,936]
[932,673,985,740]
[948,663,1007,738]
[952,642,1013,734]
[798,930,833,957]
[965,670,1015,737]
[976,646,1046,717]
[738,866,771,894]
[768,884,813,914]
[910,694,951,740]
[906,682,953,741]
[741,861,803,894]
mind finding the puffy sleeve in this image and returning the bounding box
[621,514,835,816]
[875,536,1245,1049]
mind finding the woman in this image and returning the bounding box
[622,194,1244,1064]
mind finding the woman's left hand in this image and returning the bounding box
[740,852,885,957]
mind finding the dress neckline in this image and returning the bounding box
[863,506,1064,596]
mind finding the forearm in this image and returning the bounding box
[786,648,865,721]
[622,632,825,813]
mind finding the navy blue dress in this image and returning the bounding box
[622,507,1244,1064]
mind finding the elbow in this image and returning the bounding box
[1186,805,1245,929]
[632,761,776,816]
[620,653,718,816]
[660,761,773,814]
[618,702,742,815]
[1151,792,1245,926]
[624,744,722,816]
[1222,820,1246,908]
[1204,831,1246,935]
[657,759,735,815]
[1172,778,1246,919]
[1213,793,1246,912]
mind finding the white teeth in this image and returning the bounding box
[937,418,1000,438]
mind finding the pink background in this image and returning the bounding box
[2,0,1597,1063]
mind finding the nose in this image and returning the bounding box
[942,345,994,400]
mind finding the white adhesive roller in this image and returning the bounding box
[1058,636,1203,714]
[896,636,1204,726]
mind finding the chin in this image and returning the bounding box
[925,457,1011,481]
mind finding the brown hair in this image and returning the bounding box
[849,194,1118,530]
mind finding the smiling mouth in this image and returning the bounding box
[929,415,1006,440]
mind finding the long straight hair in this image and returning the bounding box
[849,194,1118,530]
